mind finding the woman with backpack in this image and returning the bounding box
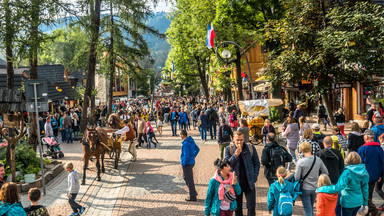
[295,141,328,216]
[205,158,241,216]
[267,166,296,216]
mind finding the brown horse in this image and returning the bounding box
[107,113,123,129]
[82,126,108,185]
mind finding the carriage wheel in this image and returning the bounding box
[114,149,119,169]
[250,126,263,145]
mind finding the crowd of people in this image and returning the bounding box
[1,96,384,216]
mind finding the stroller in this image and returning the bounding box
[42,137,64,159]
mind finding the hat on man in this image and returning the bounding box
[312,123,320,130]
[363,129,375,136]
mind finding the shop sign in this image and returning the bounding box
[334,83,353,89]
[3,114,21,129]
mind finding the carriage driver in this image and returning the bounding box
[114,120,137,161]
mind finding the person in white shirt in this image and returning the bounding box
[114,120,137,161]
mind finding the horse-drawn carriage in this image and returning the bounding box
[238,99,283,145]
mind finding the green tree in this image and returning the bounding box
[166,0,216,98]
[263,0,384,124]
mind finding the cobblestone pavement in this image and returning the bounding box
[21,121,384,216]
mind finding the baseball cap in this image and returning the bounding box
[312,123,320,130]
[363,129,374,136]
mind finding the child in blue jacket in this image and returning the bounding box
[205,158,241,216]
[267,166,296,216]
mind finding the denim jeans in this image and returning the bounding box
[69,193,82,213]
[171,120,177,136]
[164,113,169,123]
[200,128,207,140]
[147,135,157,148]
[73,129,79,140]
[65,127,73,143]
[288,147,297,170]
[60,129,66,142]
[180,122,187,130]
[335,194,360,216]
[209,122,217,139]
[301,190,316,216]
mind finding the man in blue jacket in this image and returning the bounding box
[179,109,189,130]
[180,129,200,201]
[358,129,384,216]
[225,130,260,216]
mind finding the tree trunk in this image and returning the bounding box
[28,0,40,151]
[108,0,114,117]
[323,93,336,126]
[81,0,101,131]
[271,82,283,121]
[5,0,14,90]
[194,55,209,98]
[235,50,244,100]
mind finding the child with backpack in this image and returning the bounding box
[316,174,338,216]
[267,166,296,216]
[205,158,241,216]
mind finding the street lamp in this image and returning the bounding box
[216,41,256,99]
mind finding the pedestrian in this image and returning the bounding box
[237,119,250,144]
[199,111,209,142]
[63,111,73,144]
[136,114,146,147]
[334,109,346,137]
[170,107,179,136]
[347,122,364,153]
[51,115,59,137]
[358,129,384,216]
[371,115,384,143]
[311,124,326,149]
[317,101,327,131]
[297,129,321,159]
[281,117,300,171]
[294,141,329,216]
[319,152,369,216]
[367,103,376,128]
[315,174,337,216]
[146,121,158,149]
[377,134,384,210]
[116,120,137,162]
[218,118,233,159]
[180,129,200,201]
[316,137,344,185]
[298,117,311,140]
[72,113,79,141]
[261,119,275,145]
[179,109,189,130]
[331,126,347,153]
[205,158,241,216]
[361,120,369,134]
[218,106,227,127]
[228,110,238,132]
[267,166,296,216]
[44,117,54,138]
[330,135,345,160]
[157,112,164,137]
[24,188,49,216]
[261,133,292,185]
[64,163,85,216]
[293,105,305,123]
[207,106,219,140]
[225,130,260,216]
[0,182,26,216]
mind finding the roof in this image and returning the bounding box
[374,0,384,5]
[23,65,65,84]
[55,81,82,100]
[0,89,25,112]
[0,74,24,89]
[0,68,28,75]
[0,59,5,66]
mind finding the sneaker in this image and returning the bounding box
[80,207,86,214]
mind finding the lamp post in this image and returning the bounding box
[215,41,256,99]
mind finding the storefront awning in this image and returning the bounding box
[254,82,271,92]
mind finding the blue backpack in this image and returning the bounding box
[274,182,293,216]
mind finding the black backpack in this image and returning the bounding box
[222,126,231,140]
[269,146,289,170]
[209,110,218,122]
